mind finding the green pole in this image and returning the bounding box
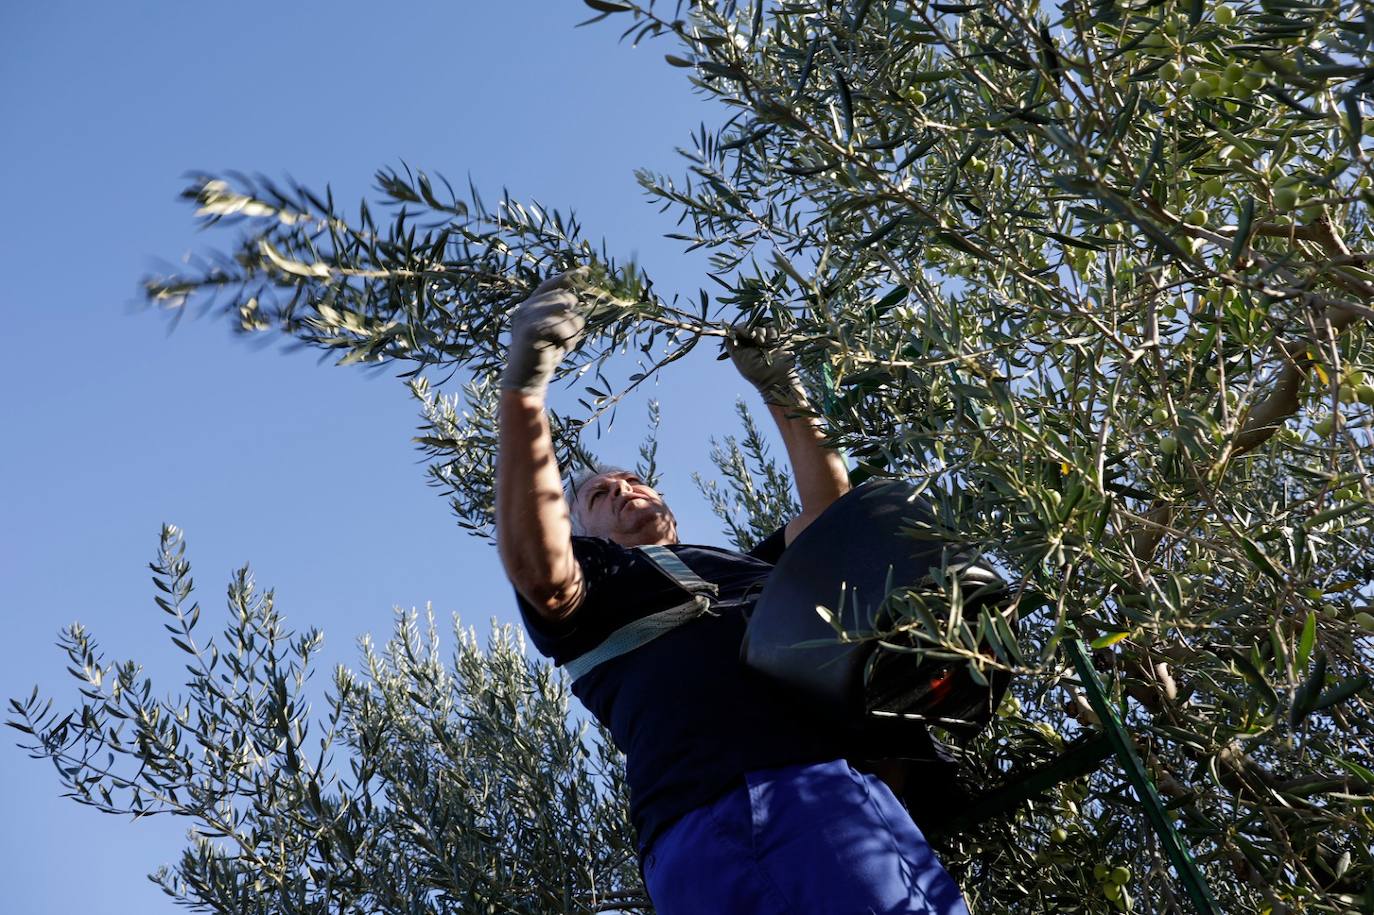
[1064,633,1220,914]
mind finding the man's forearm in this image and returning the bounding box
[766,401,850,519]
[495,390,580,615]
[724,325,849,523]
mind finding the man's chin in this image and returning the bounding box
[616,507,676,543]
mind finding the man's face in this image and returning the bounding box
[576,471,677,546]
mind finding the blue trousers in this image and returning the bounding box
[642,758,970,914]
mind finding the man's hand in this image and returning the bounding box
[725,324,806,407]
[500,268,590,396]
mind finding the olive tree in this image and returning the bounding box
[15,0,1374,911]
[10,525,645,913]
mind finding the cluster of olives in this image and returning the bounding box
[1037,781,1101,871]
[1066,247,1096,275]
[1093,863,1135,910]
[1313,368,1374,437]
[1335,369,1374,408]
[1174,61,1265,102]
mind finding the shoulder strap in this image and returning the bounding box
[561,544,716,684]
[637,544,719,599]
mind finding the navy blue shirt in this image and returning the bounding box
[514,530,844,855]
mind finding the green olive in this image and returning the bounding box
[1184,210,1208,226]
[1214,4,1237,25]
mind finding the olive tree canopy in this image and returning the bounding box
[14,0,1374,912]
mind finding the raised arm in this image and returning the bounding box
[726,326,851,543]
[766,399,851,542]
[495,271,588,621]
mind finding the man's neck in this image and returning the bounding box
[610,529,678,549]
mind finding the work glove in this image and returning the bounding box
[500,268,589,396]
[725,323,807,408]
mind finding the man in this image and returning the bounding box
[495,270,969,914]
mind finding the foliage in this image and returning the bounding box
[9,526,643,914]
[693,399,801,550]
[23,0,1374,911]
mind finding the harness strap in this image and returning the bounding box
[562,544,718,684]
[563,595,711,682]
[638,544,718,598]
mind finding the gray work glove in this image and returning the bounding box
[500,268,590,395]
[725,324,806,407]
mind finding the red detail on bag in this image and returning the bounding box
[927,667,955,704]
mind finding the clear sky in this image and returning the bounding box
[0,3,770,911]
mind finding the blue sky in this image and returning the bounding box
[0,3,771,911]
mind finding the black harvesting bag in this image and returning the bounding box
[742,479,1015,754]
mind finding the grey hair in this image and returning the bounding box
[564,463,631,535]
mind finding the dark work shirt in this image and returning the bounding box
[514,528,844,855]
